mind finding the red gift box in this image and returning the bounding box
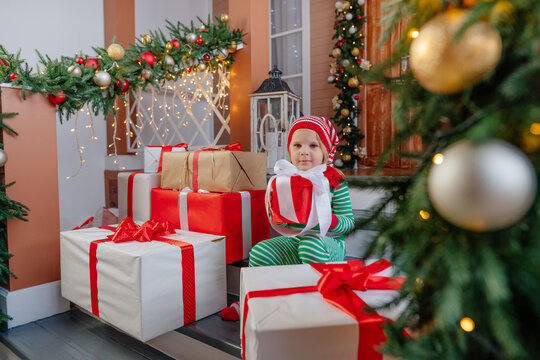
[270,176,313,224]
[151,188,269,264]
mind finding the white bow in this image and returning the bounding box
[266,159,332,238]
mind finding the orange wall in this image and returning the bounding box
[2,87,60,291]
[310,1,339,119]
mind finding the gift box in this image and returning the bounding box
[270,175,312,224]
[60,220,226,342]
[160,150,267,192]
[151,188,269,263]
[118,172,161,222]
[144,143,188,173]
[240,260,407,360]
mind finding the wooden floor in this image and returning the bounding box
[0,307,241,360]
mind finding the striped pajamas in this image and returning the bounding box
[249,181,355,266]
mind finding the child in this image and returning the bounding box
[249,116,355,266]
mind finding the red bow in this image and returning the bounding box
[200,142,242,152]
[107,218,175,243]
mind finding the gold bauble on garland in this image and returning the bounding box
[107,43,125,61]
[228,41,238,53]
[409,9,502,94]
[350,47,360,56]
[165,42,173,52]
[340,108,350,117]
[343,126,352,135]
[141,34,152,45]
[141,69,153,80]
[332,48,342,58]
[197,63,208,72]
[342,154,352,162]
[221,13,229,23]
[347,77,360,88]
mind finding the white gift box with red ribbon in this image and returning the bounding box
[118,172,161,222]
[240,260,408,360]
[60,225,226,342]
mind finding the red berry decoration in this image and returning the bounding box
[76,57,86,65]
[171,39,180,48]
[187,66,192,73]
[139,52,156,68]
[0,58,8,66]
[195,37,203,45]
[114,78,130,93]
[342,39,347,43]
[203,54,211,62]
[48,90,67,105]
[85,58,99,68]
[354,95,359,100]
[9,72,18,81]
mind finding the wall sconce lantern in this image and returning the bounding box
[250,66,301,172]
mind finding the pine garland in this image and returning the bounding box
[329,0,367,169]
[0,15,245,123]
[354,0,540,359]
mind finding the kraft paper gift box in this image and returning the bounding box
[60,221,226,342]
[118,172,160,222]
[151,188,269,264]
[240,260,407,360]
[160,150,267,192]
[144,143,188,173]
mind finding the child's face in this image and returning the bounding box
[288,128,324,171]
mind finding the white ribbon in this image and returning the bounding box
[179,187,253,258]
[266,159,332,238]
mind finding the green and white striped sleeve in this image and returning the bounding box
[329,181,355,235]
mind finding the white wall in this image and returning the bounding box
[1,0,211,231]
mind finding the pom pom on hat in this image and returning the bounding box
[287,116,340,165]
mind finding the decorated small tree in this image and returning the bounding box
[350,0,540,358]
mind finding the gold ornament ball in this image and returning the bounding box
[197,63,208,72]
[350,47,360,56]
[227,41,238,53]
[347,77,360,88]
[332,48,342,58]
[342,154,352,162]
[340,108,350,117]
[343,126,352,135]
[141,34,152,45]
[427,139,537,232]
[93,71,111,87]
[165,42,173,52]
[221,13,229,23]
[409,9,502,94]
[141,69,153,80]
[491,1,515,24]
[199,24,206,32]
[107,43,125,60]
[342,1,350,9]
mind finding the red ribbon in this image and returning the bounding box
[151,143,188,172]
[88,219,196,324]
[241,260,406,360]
[191,143,242,191]
[127,172,142,219]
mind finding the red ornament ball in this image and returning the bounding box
[203,54,210,62]
[334,21,339,26]
[187,66,192,73]
[114,78,130,93]
[357,16,363,20]
[171,39,180,48]
[342,39,347,43]
[139,52,156,68]
[9,72,18,81]
[76,57,86,65]
[48,90,67,105]
[354,95,359,100]
[85,58,99,68]
[338,41,343,47]
[195,37,203,45]
[0,58,8,66]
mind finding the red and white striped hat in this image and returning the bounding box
[287,116,340,165]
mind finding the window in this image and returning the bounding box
[270,0,310,114]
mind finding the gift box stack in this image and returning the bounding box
[60,143,270,342]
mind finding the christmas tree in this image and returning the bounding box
[350,0,540,358]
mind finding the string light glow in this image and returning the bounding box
[432,153,444,165]
[460,317,475,332]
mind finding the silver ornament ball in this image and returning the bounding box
[164,55,175,70]
[427,139,537,232]
[0,149,7,167]
[345,13,353,21]
[67,65,82,77]
[357,0,365,5]
[186,33,197,43]
[328,75,336,83]
[141,69,153,80]
[334,158,344,167]
[93,71,111,87]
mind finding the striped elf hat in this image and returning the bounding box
[287,116,340,165]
